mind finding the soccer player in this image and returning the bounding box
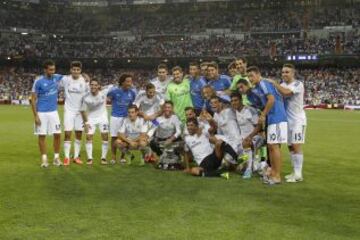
[183,118,229,179]
[265,64,307,182]
[107,73,137,164]
[227,61,237,78]
[60,61,89,166]
[230,93,263,179]
[201,85,217,114]
[229,57,249,92]
[189,62,207,115]
[31,59,62,167]
[207,96,242,163]
[183,106,211,136]
[114,105,149,164]
[200,62,209,80]
[134,83,164,122]
[246,66,288,184]
[80,79,111,165]
[165,66,193,123]
[148,101,182,166]
[150,64,172,98]
[207,62,232,98]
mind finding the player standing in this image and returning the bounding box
[60,61,89,166]
[165,66,193,123]
[31,60,62,167]
[266,64,307,182]
[206,62,232,98]
[189,62,207,115]
[80,79,111,165]
[150,64,172,98]
[246,66,288,184]
[107,73,137,164]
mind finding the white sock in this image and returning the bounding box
[85,141,93,160]
[74,139,81,158]
[64,141,71,159]
[101,141,108,159]
[293,154,303,177]
[41,154,48,162]
[54,153,59,159]
[244,149,253,171]
[290,151,295,172]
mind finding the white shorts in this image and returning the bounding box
[288,124,306,145]
[267,122,288,144]
[34,111,61,135]
[64,110,83,132]
[87,115,109,135]
[110,116,125,137]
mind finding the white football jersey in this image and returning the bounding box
[280,80,307,126]
[81,86,111,119]
[150,76,172,97]
[134,90,164,116]
[213,108,241,144]
[153,114,182,139]
[234,106,259,138]
[119,117,147,140]
[184,131,213,165]
[60,75,89,112]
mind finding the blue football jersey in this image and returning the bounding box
[31,74,63,112]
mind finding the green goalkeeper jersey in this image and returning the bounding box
[166,78,193,123]
[230,74,252,106]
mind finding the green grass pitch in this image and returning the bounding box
[0,105,359,240]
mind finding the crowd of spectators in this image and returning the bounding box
[1,31,359,59]
[0,5,359,34]
[1,66,359,106]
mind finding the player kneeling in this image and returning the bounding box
[184,118,230,179]
[80,79,110,165]
[230,93,264,179]
[148,101,182,170]
[114,105,149,165]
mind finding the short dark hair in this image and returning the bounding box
[246,66,260,74]
[185,106,195,113]
[164,100,174,106]
[207,61,219,69]
[230,92,243,102]
[145,83,155,91]
[119,73,133,85]
[236,57,247,64]
[70,60,82,69]
[43,59,55,69]
[189,62,200,68]
[90,78,99,84]
[128,104,138,111]
[210,96,220,102]
[283,63,295,69]
[186,117,199,127]
[172,66,183,73]
[236,78,250,86]
[228,61,236,70]
[157,64,168,71]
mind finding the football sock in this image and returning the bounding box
[293,153,303,177]
[74,139,81,158]
[244,149,253,172]
[101,141,108,159]
[85,141,93,160]
[64,141,71,159]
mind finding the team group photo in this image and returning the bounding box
[0,0,359,239]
